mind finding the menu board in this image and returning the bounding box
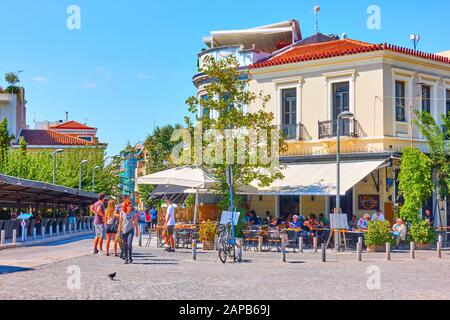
[358,195,380,211]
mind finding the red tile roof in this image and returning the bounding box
[250,38,450,69]
[19,130,96,146]
[50,120,96,130]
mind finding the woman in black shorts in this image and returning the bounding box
[105,200,119,256]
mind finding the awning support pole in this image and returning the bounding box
[193,188,199,225]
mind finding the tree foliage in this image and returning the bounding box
[398,147,434,223]
[414,111,450,198]
[185,56,287,210]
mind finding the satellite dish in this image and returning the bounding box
[314,5,321,14]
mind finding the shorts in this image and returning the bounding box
[166,225,175,236]
[69,217,76,225]
[106,224,117,234]
[94,224,105,238]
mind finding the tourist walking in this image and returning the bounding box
[91,193,106,255]
[118,203,139,264]
[150,206,158,229]
[67,204,78,231]
[164,197,176,253]
[105,200,119,257]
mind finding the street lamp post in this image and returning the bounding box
[336,111,354,252]
[92,166,101,192]
[52,149,64,185]
[79,160,88,190]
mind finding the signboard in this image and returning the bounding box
[220,211,241,226]
[329,214,349,230]
[358,195,380,211]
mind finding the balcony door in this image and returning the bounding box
[332,82,350,136]
[282,88,297,140]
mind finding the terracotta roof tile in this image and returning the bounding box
[50,120,96,130]
[250,38,450,69]
[18,130,95,146]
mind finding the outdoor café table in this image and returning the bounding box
[345,230,367,249]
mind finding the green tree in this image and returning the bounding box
[415,111,450,200]
[0,117,14,169]
[398,147,434,223]
[4,72,21,94]
[185,56,287,210]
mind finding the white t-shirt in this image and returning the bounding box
[371,213,385,222]
[166,204,176,226]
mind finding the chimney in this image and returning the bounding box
[65,111,69,122]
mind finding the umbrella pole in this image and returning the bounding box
[193,188,199,225]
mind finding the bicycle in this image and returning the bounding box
[218,223,238,264]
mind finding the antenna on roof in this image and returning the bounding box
[410,34,421,51]
[341,32,347,39]
[314,5,321,34]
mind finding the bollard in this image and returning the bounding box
[0,230,5,245]
[313,237,318,253]
[357,242,362,262]
[238,238,243,263]
[21,225,27,242]
[63,224,66,235]
[69,224,72,234]
[84,222,87,231]
[49,226,53,237]
[139,232,143,247]
[437,241,442,259]
[410,242,415,260]
[299,236,303,253]
[358,237,363,247]
[438,235,443,248]
[258,236,263,252]
[56,225,60,237]
[281,240,287,262]
[12,229,17,244]
[321,243,326,262]
[214,236,219,251]
[41,226,45,239]
[33,227,37,241]
[386,243,391,261]
[192,240,197,261]
[74,223,77,233]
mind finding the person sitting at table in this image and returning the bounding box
[371,210,385,222]
[244,211,252,224]
[424,209,435,227]
[392,218,407,247]
[277,215,287,226]
[357,214,371,230]
[349,215,358,229]
[318,213,329,227]
[304,214,319,231]
[264,211,273,225]
[289,215,302,229]
[268,218,278,229]
[248,210,261,226]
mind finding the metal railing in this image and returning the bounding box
[274,123,306,141]
[318,119,360,140]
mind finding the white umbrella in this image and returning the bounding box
[137,166,218,224]
[17,213,33,220]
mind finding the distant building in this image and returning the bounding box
[118,143,145,204]
[14,113,105,151]
[0,89,27,138]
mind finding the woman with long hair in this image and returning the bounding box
[104,200,119,256]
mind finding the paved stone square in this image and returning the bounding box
[0,236,449,300]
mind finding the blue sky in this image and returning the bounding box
[0,0,448,156]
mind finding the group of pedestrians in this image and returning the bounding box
[90,194,140,264]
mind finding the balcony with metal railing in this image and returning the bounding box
[318,119,360,140]
[274,123,306,141]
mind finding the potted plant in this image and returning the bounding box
[198,220,218,250]
[365,220,395,252]
[409,220,436,250]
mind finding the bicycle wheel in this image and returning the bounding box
[218,239,227,264]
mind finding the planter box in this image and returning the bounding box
[367,245,386,253]
[202,240,215,251]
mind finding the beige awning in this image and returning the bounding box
[245,160,388,196]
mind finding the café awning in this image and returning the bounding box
[245,160,388,196]
[137,166,217,189]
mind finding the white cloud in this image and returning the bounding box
[32,76,48,83]
[137,73,152,80]
[83,82,97,88]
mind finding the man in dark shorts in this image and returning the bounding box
[164,197,176,252]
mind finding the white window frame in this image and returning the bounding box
[391,68,415,137]
[323,70,356,121]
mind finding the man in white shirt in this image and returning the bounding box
[164,197,176,253]
[371,210,385,222]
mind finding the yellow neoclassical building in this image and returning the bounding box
[193,20,450,225]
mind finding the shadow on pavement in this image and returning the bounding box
[0,265,34,275]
